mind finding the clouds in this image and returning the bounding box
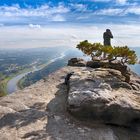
[51,14,66,21]
[92,0,128,5]
[126,6,140,15]
[116,0,127,5]
[0,3,69,22]
[0,0,140,49]
[0,24,140,49]
[88,0,127,4]
[0,0,139,25]
[94,8,124,16]
[0,1,139,25]
[69,3,88,12]
[94,5,140,16]
[0,23,4,26]
[29,24,41,29]
[91,0,111,2]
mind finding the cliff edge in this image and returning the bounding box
[0,66,140,140]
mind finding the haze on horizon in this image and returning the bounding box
[0,0,140,49]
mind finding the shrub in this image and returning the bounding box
[77,40,137,65]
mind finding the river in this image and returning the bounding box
[7,52,66,94]
[7,72,30,94]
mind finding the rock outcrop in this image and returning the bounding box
[0,66,140,140]
[68,58,132,83]
[68,58,86,67]
[67,67,140,128]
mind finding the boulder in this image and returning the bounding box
[68,58,86,67]
[87,61,131,83]
[67,67,140,127]
[68,59,131,83]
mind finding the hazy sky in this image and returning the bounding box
[0,0,140,48]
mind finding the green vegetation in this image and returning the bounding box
[77,40,138,65]
[0,68,33,96]
[0,47,68,96]
[0,76,10,97]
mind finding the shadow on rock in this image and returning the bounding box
[1,74,139,140]
[0,102,48,129]
[23,82,140,140]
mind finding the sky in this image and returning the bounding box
[0,0,140,48]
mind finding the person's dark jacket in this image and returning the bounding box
[103,31,113,46]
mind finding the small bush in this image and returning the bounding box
[77,40,137,65]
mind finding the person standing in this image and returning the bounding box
[103,29,113,58]
[103,29,113,46]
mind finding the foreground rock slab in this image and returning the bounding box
[67,67,140,127]
[0,67,140,140]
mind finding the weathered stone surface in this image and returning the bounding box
[0,66,140,140]
[68,58,86,67]
[86,61,101,68]
[68,58,133,83]
[67,67,140,127]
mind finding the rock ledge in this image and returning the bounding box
[67,67,140,128]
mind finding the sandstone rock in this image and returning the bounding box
[86,61,101,68]
[54,115,61,121]
[67,67,140,127]
[68,58,86,67]
[86,61,131,83]
[68,58,132,83]
[111,82,132,90]
[0,66,140,140]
